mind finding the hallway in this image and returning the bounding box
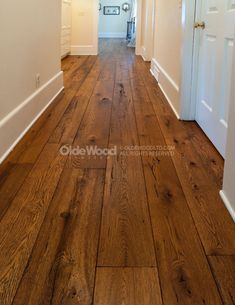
[0,39,235,305]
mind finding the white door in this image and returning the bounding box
[195,0,235,157]
[61,0,72,58]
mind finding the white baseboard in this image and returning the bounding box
[220,190,235,222]
[140,46,152,62]
[71,45,97,56]
[0,71,64,164]
[61,52,70,59]
[151,58,180,119]
[158,83,180,120]
[140,46,148,62]
[99,32,126,38]
[150,61,160,81]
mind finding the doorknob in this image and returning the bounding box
[194,21,206,29]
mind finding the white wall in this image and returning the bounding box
[140,0,147,52]
[150,0,182,117]
[221,31,235,222]
[0,0,63,163]
[139,0,154,61]
[99,0,131,38]
[71,0,98,55]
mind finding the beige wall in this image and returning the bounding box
[99,0,131,38]
[71,0,98,55]
[139,0,154,61]
[0,0,62,121]
[153,0,181,85]
[151,0,182,115]
[0,0,63,162]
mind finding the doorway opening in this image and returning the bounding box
[98,0,137,53]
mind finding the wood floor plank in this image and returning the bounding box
[0,144,66,305]
[61,55,74,71]
[98,60,116,81]
[135,58,235,255]
[0,162,33,221]
[48,97,79,144]
[116,63,130,83]
[94,268,163,305]
[48,169,104,305]
[49,58,102,144]
[11,168,80,305]
[98,154,156,267]
[62,56,88,85]
[68,56,97,89]
[69,80,114,169]
[128,57,143,81]
[208,256,235,305]
[184,122,224,188]
[63,56,88,82]
[12,168,105,305]
[130,75,224,305]
[98,79,156,267]
[109,81,139,147]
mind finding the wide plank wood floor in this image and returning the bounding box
[0,39,235,305]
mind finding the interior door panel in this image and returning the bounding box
[196,0,235,157]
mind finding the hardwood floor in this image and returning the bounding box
[0,39,235,305]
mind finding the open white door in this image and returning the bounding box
[195,0,235,157]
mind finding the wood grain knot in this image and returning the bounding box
[173,138,179,144]
[88,135,96,142]
[100,98,111,104]
[60,211,71,219]
[164,190,173,202]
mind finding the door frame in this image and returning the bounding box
[136,0,143,55]
[180,0,202,120]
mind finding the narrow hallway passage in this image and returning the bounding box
[0,39,235,305]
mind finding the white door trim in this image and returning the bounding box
[180,0,204,120]
[61,0,72,58]
[136,0,143,55]
[94,0,99,55]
